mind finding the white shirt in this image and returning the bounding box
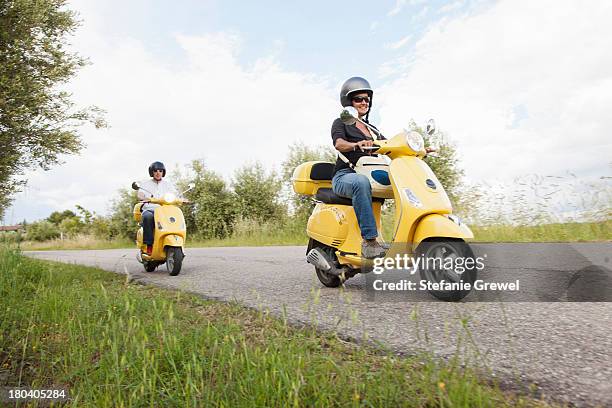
[138,178,177,212]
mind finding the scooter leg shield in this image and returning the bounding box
[412,214,473,247]
[162,235,184,248]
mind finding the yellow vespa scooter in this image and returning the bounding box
[131,182,193,275]
[292,107,476,301]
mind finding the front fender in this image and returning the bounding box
[412,214,473,246]
[162,235,184,248]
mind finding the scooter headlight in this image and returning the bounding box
[163,192,176,203]
[404,130,424,152]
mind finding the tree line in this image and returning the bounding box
[12,134,463,242]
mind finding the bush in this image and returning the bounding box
[90,216,111,240]
[281,142,336,217]
[25,221,60,241]
[232,162,286,220]
[178,160,239,239]
[108,189,139,240]
[58,217,85,237]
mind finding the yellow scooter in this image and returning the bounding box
[292,108,476,301]
[131,182,193,275]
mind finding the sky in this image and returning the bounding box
[4,0,612,223]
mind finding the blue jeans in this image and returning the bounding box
[332,168,378,240]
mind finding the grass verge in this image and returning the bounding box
[18,235,133,251]
[470,220,611,242]
[13,220,610,251]
[0,248,551,407]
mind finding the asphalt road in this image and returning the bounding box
[25,243,612,407]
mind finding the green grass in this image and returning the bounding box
[17,234,133,251]
[0,247,552,407]
[13,219,610,251]
[470,220,611,242]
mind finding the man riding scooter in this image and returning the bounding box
[137,161,178,255]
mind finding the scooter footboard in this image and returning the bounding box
[412,214,473,246]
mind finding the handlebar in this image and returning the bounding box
[139,198,189,205]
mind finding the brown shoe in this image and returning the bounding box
[361,239,386,259]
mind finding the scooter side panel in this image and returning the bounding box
[413,214,474,246]
[307,203,351,247]
[307,201,384,268]
[136,227,144,248]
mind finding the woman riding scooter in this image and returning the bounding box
[293,77,475,300]
[331,77,434,259]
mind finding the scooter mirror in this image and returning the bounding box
[181,183,195,195]
[131,182,140,191]
[426,119,436,136]
[340,107,358,125]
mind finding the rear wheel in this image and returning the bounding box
[166,247,184,276]
[416,239,477,301]
[312,243,344,288]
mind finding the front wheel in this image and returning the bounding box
[144,262,157,272]
[166,247,184,276]
[416,239,477,301]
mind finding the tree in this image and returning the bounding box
[281,142,336,218]
[25,220,60,241]
[107,189,139,240]
[177,160,238,239]
[232,162,285,221]
[58,216,83,237]
[0,0,106,219]
[47,209,77,225]
[409,121,464,205]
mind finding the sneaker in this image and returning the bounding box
[378,240,391,250]
[361,239,386,259]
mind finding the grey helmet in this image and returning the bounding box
[339,76,373,108]
[148,161,166,177]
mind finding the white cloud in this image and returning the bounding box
[377,0,612,186]
[384,34,413,50]
[7,8,337,221]
[411,5,429,23]
[387,0,407,17]
[438,1,465,14]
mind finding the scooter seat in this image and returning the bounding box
[315,188,385,205]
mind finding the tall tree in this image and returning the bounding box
[232,162,285,221]
[409,121,464,205]
[0,0,105,218]
[177,160,238,239]
[281,142,335,218]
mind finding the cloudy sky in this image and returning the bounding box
[4,0,611,223]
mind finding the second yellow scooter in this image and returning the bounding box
[131,182,193,275]
[292,108,476,301]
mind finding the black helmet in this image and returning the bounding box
[340,76,373,108]
[148,161,166,177]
